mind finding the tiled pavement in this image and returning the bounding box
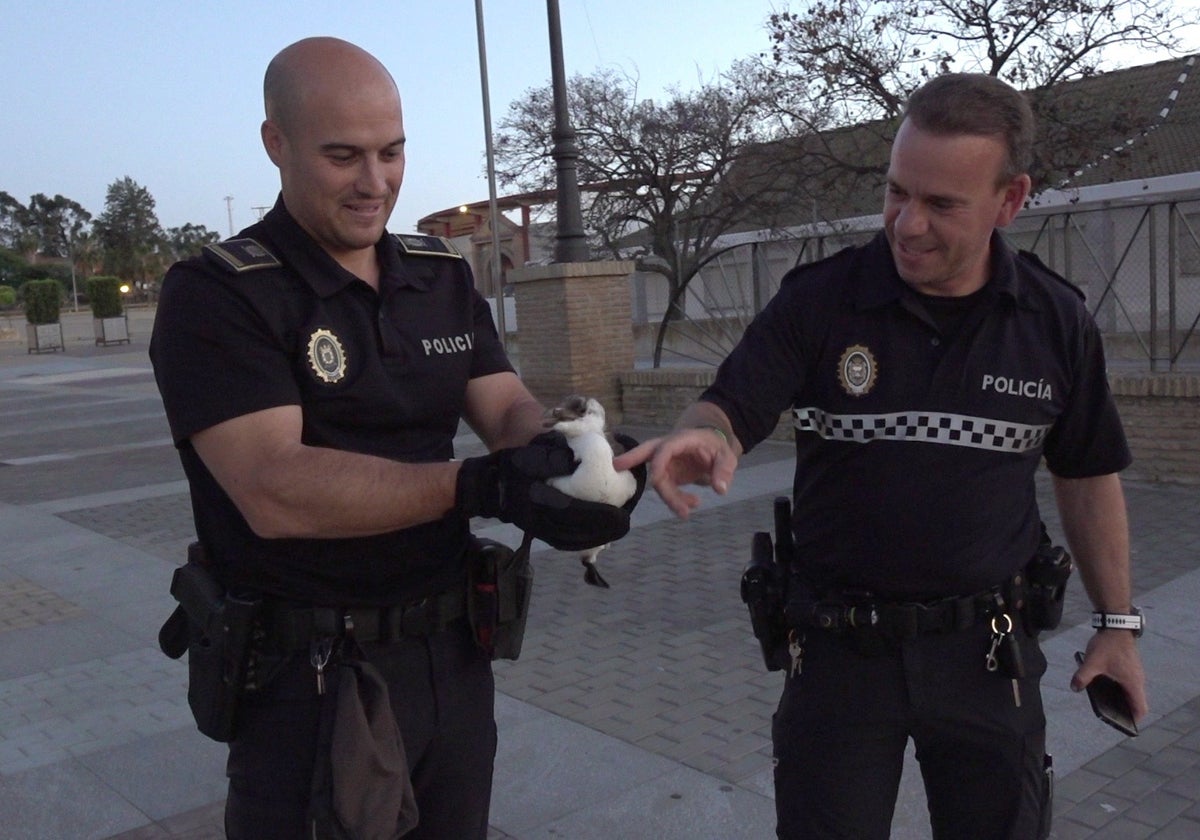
[0,309,1198,838]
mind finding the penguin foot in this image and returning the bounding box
[581,557,610,588]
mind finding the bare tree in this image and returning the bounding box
[760,0,1197,190]
[495,64,795,313]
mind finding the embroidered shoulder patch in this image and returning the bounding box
[393,233,463,259]
[203,238,282,273]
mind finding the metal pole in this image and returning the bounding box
[475,0,507,345]
[70,254,79,313]
[224,196,234,237]
[546,0,588,262]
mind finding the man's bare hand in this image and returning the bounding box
[613,428,739,519]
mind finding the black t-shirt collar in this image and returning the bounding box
[256,196,429,297]
[854,229,1030,311]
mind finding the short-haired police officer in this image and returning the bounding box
[617,73,1148,838]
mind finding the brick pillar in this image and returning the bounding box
[509,260,635,422]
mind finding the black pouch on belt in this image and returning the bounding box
[467,535,534,660]
[309,639,419,840]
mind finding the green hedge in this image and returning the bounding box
[20,279,62,325]
[0,286,15,308]
[86,275,125,318]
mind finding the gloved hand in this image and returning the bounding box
[456,431,631,551]
[611,432,647,514]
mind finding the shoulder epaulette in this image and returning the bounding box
[780,243,857,285]
[202,238,282,274]
[393,233,463,259]
[1018,249,1085,301]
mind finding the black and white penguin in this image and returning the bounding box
[545,395,637,587]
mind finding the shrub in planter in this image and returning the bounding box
[20,279,62,325]
[86,276,125,318]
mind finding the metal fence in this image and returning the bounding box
[632,192,1200,372]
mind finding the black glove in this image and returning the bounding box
[611,432,647,514]
[456,432,631,551]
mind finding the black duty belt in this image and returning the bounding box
[266,589,467,652]
[803,588,1001,640]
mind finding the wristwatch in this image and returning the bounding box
[1091,607,1144,637]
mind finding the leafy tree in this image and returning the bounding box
[0,191,36,256]
[25,193,92,260]
[71,230,103,279]
[163,222,221,263]
[0,248,28,289]
[760,0,1197,191]
[93,176,164,284]
[495,65,793,314]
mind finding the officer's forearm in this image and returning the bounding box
[674,401,743,456]
[217,444,461,540]
[1052,472,1133,613]
[463,372,548,451]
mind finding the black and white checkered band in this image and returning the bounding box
[793,407,1052,453]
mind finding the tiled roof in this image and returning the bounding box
[726,55,1200,230]
[1041,55,1200,188]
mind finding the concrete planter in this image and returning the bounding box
[26,321,64,354]
[94,315,130,346]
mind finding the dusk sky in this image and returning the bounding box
[2,1,1193,237]
[1,0,777,235]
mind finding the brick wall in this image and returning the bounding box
[619,368,1200,484]
[1110,374,1200,485]
[511,261,635,421]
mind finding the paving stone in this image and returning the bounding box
[1069,792,1139,829]
[1122,789,1195,828]
[5,351,1200,838]
[1058,767,1126,805]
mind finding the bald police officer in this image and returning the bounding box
[151,37,633,839]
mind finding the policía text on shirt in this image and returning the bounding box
[421,332,475,356]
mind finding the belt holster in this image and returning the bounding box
[1008,534,1073,635]
[158,542,260,742]
[467,535,534,660]
[740,497,795,672]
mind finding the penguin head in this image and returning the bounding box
[546,394,606,436]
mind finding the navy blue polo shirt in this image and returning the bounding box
[703,231,1130,599]
[150,199,513,605]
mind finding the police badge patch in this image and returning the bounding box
[838,345,878,397]
[307,328,347,384]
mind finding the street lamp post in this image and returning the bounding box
[546,0,588,263]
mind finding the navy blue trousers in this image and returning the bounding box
[772,622,1051,839]
[224,619,496,839]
